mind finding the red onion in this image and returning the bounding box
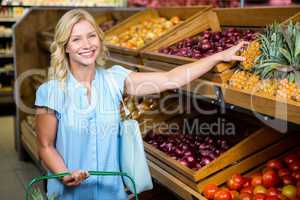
[144,127,233,170]
[184,151,192,157]
[201,157,212,165]
[179,160,188,166]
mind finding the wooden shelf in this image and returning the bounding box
[0,86,13,93]
[0,87,13,104]
[108,57,300,127]
[21,120,38,160]
[148,160,204,200]
[0,17,19,22]
[0,35,12,38]
[0,53,13,58]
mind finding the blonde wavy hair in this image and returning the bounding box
[48,9,108,81]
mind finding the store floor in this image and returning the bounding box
[0,116,41,199]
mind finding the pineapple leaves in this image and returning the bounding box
[261,64,277,79]
[279,47,292,64]
[294,23,300,61]
[295,71,300,87]
[254,22,300,82]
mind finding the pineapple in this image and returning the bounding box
[229,70,252,90]
[244,74,260,92]
[258,79,279,97]
[292,87,300,102]
[277,79,298,100]
[254,22,300,100]
[241,41,261,70]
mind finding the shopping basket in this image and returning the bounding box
[26,171,138,200]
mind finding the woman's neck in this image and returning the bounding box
[70,62,96,86]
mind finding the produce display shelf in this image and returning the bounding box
[36,9,141,52]
[131,61,300,127]
[105,6,212,65]
[0,17,20,22]
[14,7,300,200]
[0,53,13,58]
[140,6,300,83]
[148,160,204,200]
[200,146,300,200]
[21,120,38,161]
[142,111,300,193]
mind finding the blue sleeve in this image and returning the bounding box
[35,80,63,114]
[106,65,132,98]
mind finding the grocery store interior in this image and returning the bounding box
[1,0,300,199]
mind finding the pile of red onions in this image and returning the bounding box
[144,131,231,170]
[158,28,257,59]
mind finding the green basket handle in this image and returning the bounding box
[26,171,138,200]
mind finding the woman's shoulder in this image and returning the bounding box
[36,80,63,95]
[104,65,131,75]
[35,80,64,112]
[38,79,60,88]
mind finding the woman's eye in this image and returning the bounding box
[89,34,96,38]
[72,38,80,42]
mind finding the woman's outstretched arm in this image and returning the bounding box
[125,41,247,96]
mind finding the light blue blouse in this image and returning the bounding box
[35,65,131,200]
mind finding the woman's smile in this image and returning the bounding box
[78,49,96,58]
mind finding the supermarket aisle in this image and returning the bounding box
[0,116,41,199]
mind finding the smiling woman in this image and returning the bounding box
[35,8,247,200]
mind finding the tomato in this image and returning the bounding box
[252,174,263,186]
[278,168,291,177]
[284,154,299,165]
[243,177,252,188]
[282,175,297,185]
[253,193,267,200]
[230,190,239,200]
[227,174,244,191]
[241,187,253,194]
[297,185,300,197]
[282,185,297,199]
[240,192,253,200]
[292,170,300,181]
[214,189,232,200]
[203,183,219,200]
[297,149,300,158]
[254,185,268,194]
[265,196,281,200]
[267,160,284,170]
[263,169,280,188]
[267,188,281,197]
[278,194,289,200]
[289,161,300,171]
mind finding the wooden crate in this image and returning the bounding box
[21,120,38,161]
[143,113,300,193]
[243,146,300,177]
[196,143,300,200]
[105,6,212,65]
[37,10,141,52]
[141,6,300,82]
[282,11,300,25]
[222,84,300,126]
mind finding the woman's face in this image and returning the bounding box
[66,20,101,67]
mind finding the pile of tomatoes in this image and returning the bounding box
[203,149,300,200]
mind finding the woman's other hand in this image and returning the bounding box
[62,170,89,186]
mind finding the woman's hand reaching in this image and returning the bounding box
[218,41,249,62]
[62,170,89,187]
